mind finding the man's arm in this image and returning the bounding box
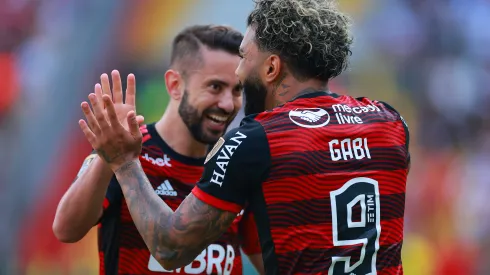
[114,160,237,270]
[53,71,140,242]
[53,154,113,242]
[113,117,270,270]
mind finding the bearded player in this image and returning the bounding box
[53,25,263,275]
[77,0,410,274]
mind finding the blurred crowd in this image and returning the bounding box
[1,0,489,274]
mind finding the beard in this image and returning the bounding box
[178,90,233,144]
[242,71,268,116]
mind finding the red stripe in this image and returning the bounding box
[270,221,403,254]
[102,197,109,210]
[267,121,406,157]
[239,212,262,255]
[380,218,404,245]
[191,187,242,213]
[118,247,150,274]
[377,265,403,275]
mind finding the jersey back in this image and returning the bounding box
[253,92,409,274]
[194,91,410,275]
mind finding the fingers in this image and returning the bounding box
[79,119,97,145]
[126,73,136,106]
[89,88,110,130]
[103,94,122,129]
[100,73,112,99]
[136,115,145,126]
[112,70,123,104]
[81,101,101,136]
[127,111,141,138]
[94,82,105,103]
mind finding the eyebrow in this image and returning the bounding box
[206,79,229,87]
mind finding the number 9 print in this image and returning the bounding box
[329,177,381,275]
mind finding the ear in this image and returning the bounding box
[164,69,184,100]
[261,54,282,84]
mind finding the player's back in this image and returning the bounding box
[250,91,409,275]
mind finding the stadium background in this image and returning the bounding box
[1,0,489,274]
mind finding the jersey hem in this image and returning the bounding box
[191,187,242,213]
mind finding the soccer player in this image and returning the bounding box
[77,1,410,274]
[53,25,264,275]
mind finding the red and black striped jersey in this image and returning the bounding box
[193,91,410,275]
[93,123,260,275]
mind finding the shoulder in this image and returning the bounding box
[227,114,266,144]
[357,97,410,147]
[205,116,268,165]
[355,97,401,117]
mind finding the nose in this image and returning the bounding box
[217,90,235,114]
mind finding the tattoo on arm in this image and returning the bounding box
[97,149,123,164]
[114,160,237,268]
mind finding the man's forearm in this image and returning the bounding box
[113,159,198,269]
[53,156,112,242]
[114,159,238,270]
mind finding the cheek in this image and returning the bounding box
[234,95,243,110]
[235,60,246,79]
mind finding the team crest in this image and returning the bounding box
[205,137,225,164]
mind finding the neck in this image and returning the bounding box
[269,76,328,108]
[154,104,209,159]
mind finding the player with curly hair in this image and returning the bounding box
[76,0,410,274]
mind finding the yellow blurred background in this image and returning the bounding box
[1,0,489,274]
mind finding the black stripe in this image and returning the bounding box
[99,188,123,275]
[269,146,409,181]
[249,174,280,274]
[276,242,402,274]
[266,193,405,228]
[378,101,409,150]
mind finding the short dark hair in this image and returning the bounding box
[247,0,353,82]
[170,25,243,73]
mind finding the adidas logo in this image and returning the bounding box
[155,180,177,197]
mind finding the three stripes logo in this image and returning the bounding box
[155,180,177,197]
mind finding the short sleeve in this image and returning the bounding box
[378,101,411,167]
[239,209,262,255]
[191,116,270,213]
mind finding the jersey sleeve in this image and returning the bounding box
[191,116,271,213]
[378,101,411,168]
[239,209,262,255]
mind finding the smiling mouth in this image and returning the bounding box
[206,114,229,124]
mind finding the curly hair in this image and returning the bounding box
[247,0,353,81]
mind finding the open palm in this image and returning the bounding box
[79,70,145,170]
[100,70,144,128]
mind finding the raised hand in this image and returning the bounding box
[100,70,144,128]
[79,85,143,171]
